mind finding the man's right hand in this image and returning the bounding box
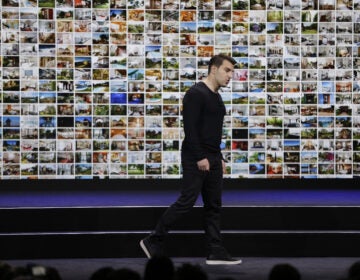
[197,158,210,171]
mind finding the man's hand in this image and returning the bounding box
[197,158,210,171]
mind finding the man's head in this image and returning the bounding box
[207,54,237,88]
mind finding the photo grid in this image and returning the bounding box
[0,0,360,179]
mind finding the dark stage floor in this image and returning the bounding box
[4,257,360,280]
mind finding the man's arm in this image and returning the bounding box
[182,89,207,161]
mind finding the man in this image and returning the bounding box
[140,54,241,265]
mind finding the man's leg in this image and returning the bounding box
[202,155,242,265]
[141,155,205,258]
[201,155,223,252]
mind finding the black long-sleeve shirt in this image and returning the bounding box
[181,82,226,161]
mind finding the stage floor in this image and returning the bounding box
[4,257,360,280]
[1,189,360,208]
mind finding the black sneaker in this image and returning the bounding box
[206,247,242,265]
[140,236,163,259]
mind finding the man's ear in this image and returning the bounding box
[210,65,217,74]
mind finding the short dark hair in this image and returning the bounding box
[208,54,237,74]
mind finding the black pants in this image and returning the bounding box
[152,151,223,253]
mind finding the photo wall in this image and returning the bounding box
[1,0,360,179]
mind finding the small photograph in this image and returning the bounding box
[73,69,91,81]
[20,92,37,104]
[336,0,352,9]
[93,80,109,93]
[110,140,126,151]
[283,127,300,139]
[267,57,283,69]
[249,164,265,175]
[57,163,74,176]
[283,140,300,151]
[162,69,179,81]
[74,20,92,32]
[2,20,19,32]
[39,92,56,103]
[2,44,19,57]
[318,140,335,151]
[267,92,283,104]
[56,45,74,57]
[267,163,283,176]
[162,163,180,176]
[267,11,283,22]
[110,0,126,7]
[75,116,92,128]
[20,164,38,176]
[110,9,126,22]
[248,105,265,117]
[246,116,264,128]
[249,82,266,94]
[108,34,125,46]
[248,151,266,164]
[145,21,161,34]
[145,105,161,116]
[283,164,300,176]
[75,9,91,21]
[162,0,179,9]
[21,140,38,151]
[57,117,74,127]
[3,68,20,81]
[197,21,214,35]
[108,69,125,81]
[145,10,161,21]
[162,46,179,58]
[20,8,38,19]
[248,35,265,46]
[57,104,73,116]
[267,22,283,34]
[284,117,300,128]
[73,33,91,45]
[248,70,264,81]
[38,80,56,91]
[109,93,126,104]
[267,0,283,9]
[127,58,144,70]
[318,93,334,104]
[2,0,20,6]
[163,81,180,92]
[231,34,248,46]
[3,91,20,103]
[284,35,300,46]
[56,8,73,20]
[162,11,178,23]
[180,0,196,9]
[284,11,300,22]
[144,127,161,139]
[319,69,335,81]
[3,8,20,19]
[127,105,144,117]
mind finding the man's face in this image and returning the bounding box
[213,60,235,88]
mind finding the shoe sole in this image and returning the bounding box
[206,259,242,265]
[140,239,151,259]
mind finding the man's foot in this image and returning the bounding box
[140,236,163,259]
[206,247,242,265]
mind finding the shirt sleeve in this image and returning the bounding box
[182,89,207,161]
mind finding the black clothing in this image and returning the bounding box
[181,82,226,161]
[152,151,223,254]
[150,82,226,254]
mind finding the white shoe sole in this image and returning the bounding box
[206,259,242,265]
[140,240,151,259]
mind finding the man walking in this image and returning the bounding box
[140,54,242,265]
